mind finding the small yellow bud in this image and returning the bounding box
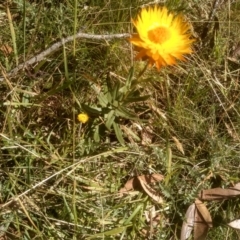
[77,113,89,123]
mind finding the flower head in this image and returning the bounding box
[77,113,89,123]
[129,6,195,70]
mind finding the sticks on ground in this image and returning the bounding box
[0,31,131,81]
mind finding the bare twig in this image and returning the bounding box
[0,31,131,81]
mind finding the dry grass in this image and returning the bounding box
[1,0,240,239]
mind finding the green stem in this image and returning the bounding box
[136,61,149,80]
[130,61,149,89]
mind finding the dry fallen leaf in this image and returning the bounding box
[195,199,212,228]
[198,185,240,201]
[172,136,184,155]
[137,176,163,204]
[194,208,208,240]
[233,182,240,189]
[119,174,164,194]
[180,203,195,240]
[228,219,240,230]
[194,199,212,240]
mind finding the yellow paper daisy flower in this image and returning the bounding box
[129,6,195,70]
[77,113,89,123]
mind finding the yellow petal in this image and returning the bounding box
[129,5,195,70]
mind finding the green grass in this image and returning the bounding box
[1,0,240,239]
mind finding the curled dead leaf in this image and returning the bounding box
[137,176,163,204]
[119,174,164,195]
[195,199,212,228]
[194,209,208,240]
[194,199,212,240]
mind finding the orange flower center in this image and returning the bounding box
[148,26,171,44]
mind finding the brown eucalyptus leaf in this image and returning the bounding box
[195,199,212,228]
[119,178,137,194]
[194,199,212,240]
[180,203,195,240]
[228,219,240,229]
[194,209,208,240]
[137,176,163,204]
[198,186,240,201]
[119,174,164,194]
[139,174,164,183]
[233,182,240,189]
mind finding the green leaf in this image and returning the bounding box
[125,89,141,98]
[131,77,153,85]
[113,122,125,145]
[105,110,115,130]
[81,104,102,116]
[126,66,134,90]
[124,95,150,104]
[112,81,121,101]
[118,86,128,102]
[98,93,109,107]
[118,67,134,96]
[106,92,112,103]
[112,100,119,108]
[115,106,138,120]
[93,125,100,142]
[123,204,143,225]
